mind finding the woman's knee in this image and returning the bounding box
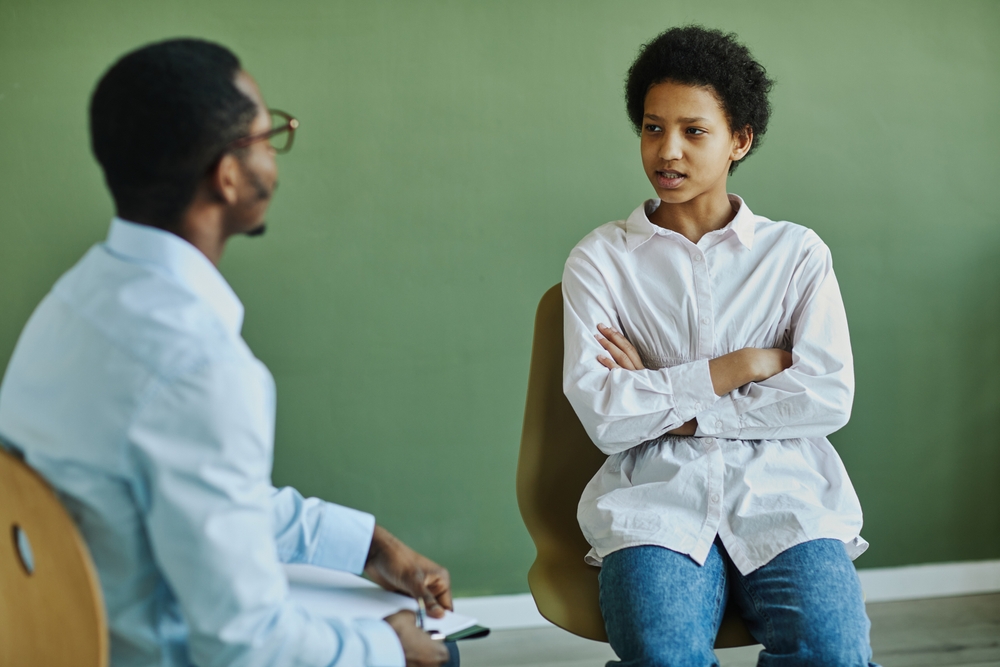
[760,594,874,667]
[737,539,876,666]
[787,635,874,667]
[599,545,726,667]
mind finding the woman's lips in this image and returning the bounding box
[656,171,686,190]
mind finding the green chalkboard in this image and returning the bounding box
[1,0,998,595]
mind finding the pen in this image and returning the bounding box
[416,596,445,641]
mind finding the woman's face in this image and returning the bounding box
[639,80,751,206]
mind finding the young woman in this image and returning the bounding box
[562,26,878,667]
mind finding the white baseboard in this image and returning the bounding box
[453,559,1000,631]
[452,593,551,631]
[857,559,1000,603]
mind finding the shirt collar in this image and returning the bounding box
[105,218,245,335]
[727,194,756,249]
[624,202,660,252]
[625,194,757,252]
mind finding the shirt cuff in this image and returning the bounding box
[312,503,376,574]
[662,358,719,424]
[353,618,405,667]
[694,392,742,438]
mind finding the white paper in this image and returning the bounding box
[284,564,479,637]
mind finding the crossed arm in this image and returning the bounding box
[594,323,792,436]
[563,241,853,453]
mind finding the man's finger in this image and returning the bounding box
[385,609,417,624]
[423,593,446,619]
[429,579,453,612]
[421,572,453,617]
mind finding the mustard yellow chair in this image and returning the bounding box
[0,445,108,667]
[516,283,756,648]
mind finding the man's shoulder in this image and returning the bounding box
[53,245,245,375]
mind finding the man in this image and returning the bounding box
[0,39,454,667]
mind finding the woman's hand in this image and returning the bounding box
[709,348,792,395]
[595,324,645,370]
[596,324,696,435]
[595,323,792,399]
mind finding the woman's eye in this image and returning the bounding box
[644,124,662,132]
[686,128,706,135]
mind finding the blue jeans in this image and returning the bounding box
[599,539,878,667]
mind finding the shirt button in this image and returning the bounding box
[701,317,710,325]
[704,438,715,445]
[716,420,723,429]
[694,402,702,410]
[711,494,720,503]
[693,254,703,262]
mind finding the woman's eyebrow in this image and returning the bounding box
[643,113,710,123]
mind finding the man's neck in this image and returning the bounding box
[120,210,230,266]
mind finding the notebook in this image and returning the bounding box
[284,564,484,639]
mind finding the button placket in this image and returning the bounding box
[690,249,715,358]
[703,438,723,528]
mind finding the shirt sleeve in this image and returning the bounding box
[128,357,404,667]
[694,240,854,440]
[271,486,375,573]
[562,255,720,455]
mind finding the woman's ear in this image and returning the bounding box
[731,125,754,162]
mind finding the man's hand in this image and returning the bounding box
[365,525,453,619]
[595,323,645,370]
[384,610,451,667]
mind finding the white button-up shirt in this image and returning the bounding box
[563,196,868,575]
[0,219,403,667]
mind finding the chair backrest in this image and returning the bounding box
[0,446,108,667]
[515,283,756,648]
[516,283,609,641]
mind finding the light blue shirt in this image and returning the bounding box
[0,219,404,667]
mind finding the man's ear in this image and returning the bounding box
[209,153,242,205]
[731,125,754,162]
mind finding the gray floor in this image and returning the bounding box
[459,593,1000,667]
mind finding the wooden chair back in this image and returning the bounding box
[0,446,108,667]
[515,283,756,648]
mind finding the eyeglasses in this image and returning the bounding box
[229,109,299,154]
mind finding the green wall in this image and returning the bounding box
[1,1,998,596]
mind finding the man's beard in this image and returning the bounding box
[240,159,275,238]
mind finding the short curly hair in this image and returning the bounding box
[625,26,774,174]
